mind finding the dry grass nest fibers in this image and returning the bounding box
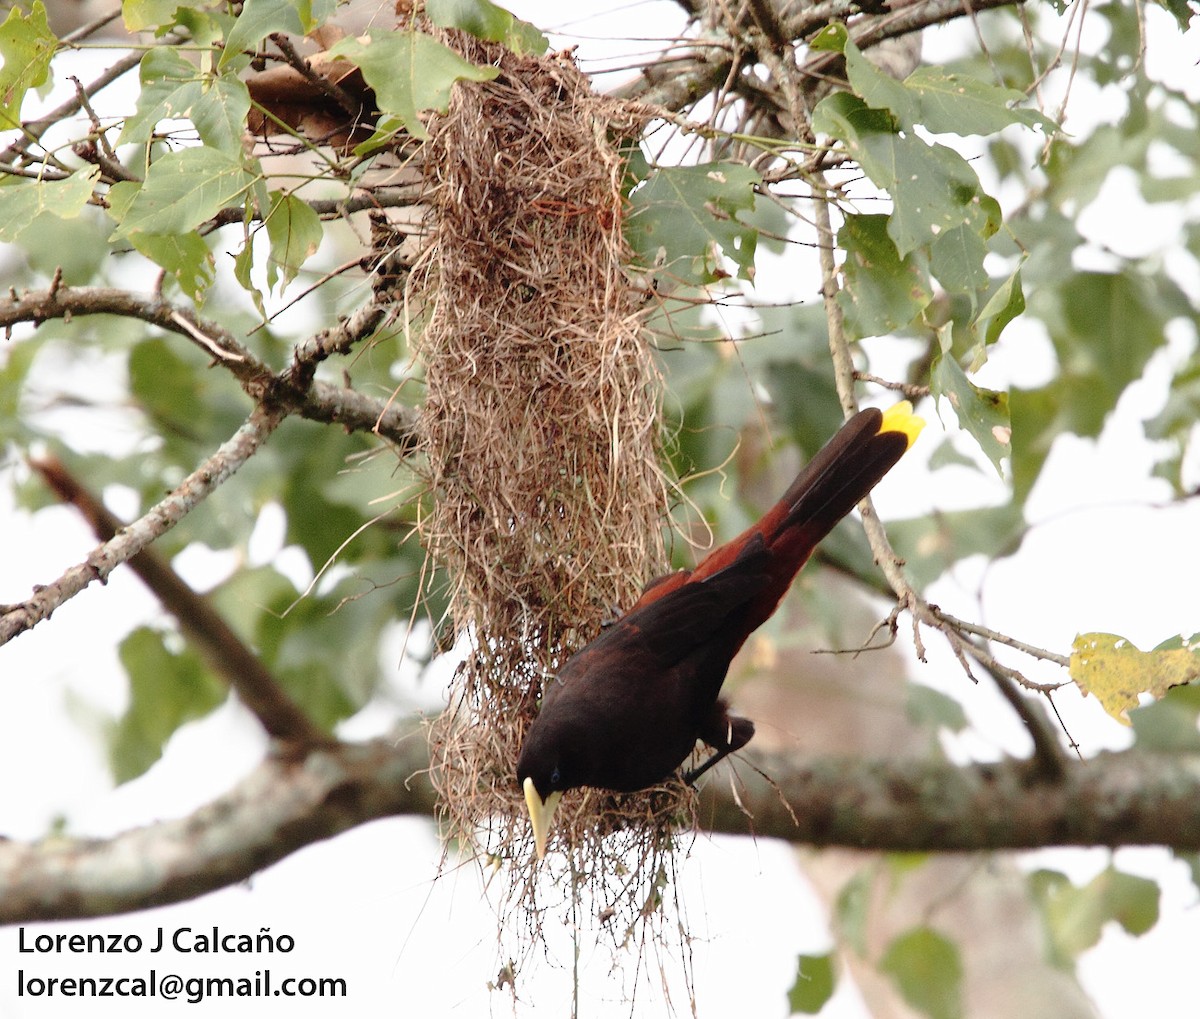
[417,39,694,911]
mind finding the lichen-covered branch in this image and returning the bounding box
[699,748,1200,851]
[3,734,1198,924]
[0,734,435,924]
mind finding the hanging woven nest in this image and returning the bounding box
[413,37,696,922]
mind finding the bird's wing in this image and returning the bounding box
[615,532,772,662]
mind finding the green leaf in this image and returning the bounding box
[426,0,548,54]
[1130,680,1200,751]
[264,190,322,293]
[328,30,499,142]
[1174,851,1200,896]
[837,213,931,339]
[233,232,267,320]
[888,501,1026,588]
[848,37,1052,136]
[212,562,391,728]
[977,267,1025,353]
[931,327,1010,475]
[110,627,227,783]
[122,0,189,33]
[111,147,259,238]
[907,683,968,733]
[813,92,996,257]
[1153,0,1195,30]
[878,927,963,1019]
[120,47,251,154]
[0,167,100,241]
[0,1,55,131]
[1012,270,1184,500]
[0,334,41,438]
[786,952,836,1014]
[1143,357,1200,493]
[929,224,989,301]
[1036,866,1161,964]
[625,163,761,286]
[808,22,848,52]
[128,337,211,441]
[220,0,333,69]
[833,870,872,957]
[128,230,216,302]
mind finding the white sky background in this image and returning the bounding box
[1,1,1199,1016]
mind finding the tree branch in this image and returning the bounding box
[0,408,280,647]
[614,0,1024,112]
[698,747,1196,851]
[0,733,435,924]
[3,732,1199,924]
[26,454,328,746]
[0,286,417,449]
[0,49,146,168]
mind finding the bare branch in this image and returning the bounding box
[0,287,259,378]
[0,49,145,167]
[614,0,1025,112]
[27,454,328,746]
[930,606,1073,669]
[0,286,417,448]
[0,408,280,647]
[269,32,363,121]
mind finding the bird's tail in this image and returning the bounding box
[771,401,922,549]
[690,402,923,589]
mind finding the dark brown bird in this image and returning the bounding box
[517,402,924,858]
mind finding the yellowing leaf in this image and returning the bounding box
[1070,632,1200,724]
[0,0,55,130]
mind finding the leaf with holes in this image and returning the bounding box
[838,212,931,338]
[625,163,760,287]
[1072,632,1200,724]
[121,47,251,155]
[931,326,1010,475]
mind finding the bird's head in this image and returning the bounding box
[516,732,570,861]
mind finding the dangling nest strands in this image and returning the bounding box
[415,36,696,924]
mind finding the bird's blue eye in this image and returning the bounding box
[550,766,561,787]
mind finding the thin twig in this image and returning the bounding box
[0,49,145,166]
[930,606,1072,668]
[1,408,282,647]
[854,371,931,401]
[68,75,140,183]
[60,6,124,44]
[269,32,364,120]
